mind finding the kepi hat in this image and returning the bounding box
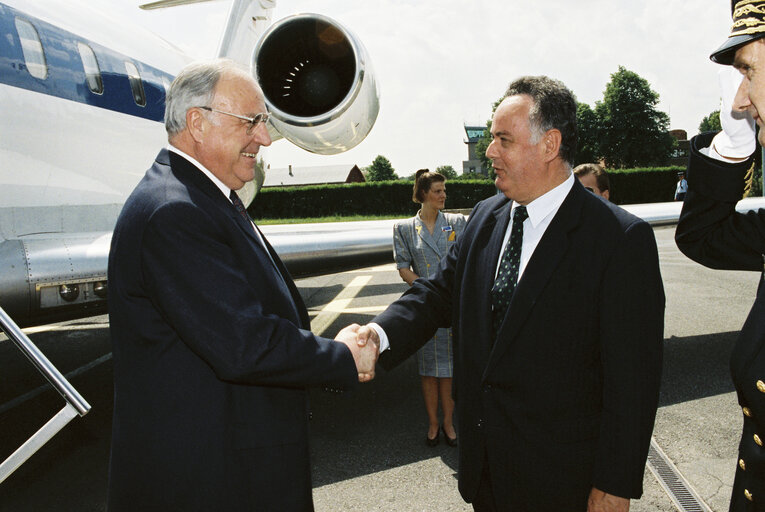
[711,0,765,64]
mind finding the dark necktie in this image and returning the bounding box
[229,190,251,226]
[230,189,290,288]
[491,205,528,334]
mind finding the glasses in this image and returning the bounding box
[197,106,269,134]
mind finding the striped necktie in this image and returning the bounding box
[490,205,528,334]
[229,190,252,226]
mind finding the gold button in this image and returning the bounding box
[745,489,753,501]
[758,380,765,393]
[744,407,753,417]
[740,458,747,471]
[755,434,763,447]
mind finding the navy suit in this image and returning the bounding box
[676,132,765,511]
[376,180,664,511]
[107,149,357,511]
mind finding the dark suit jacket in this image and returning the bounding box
[376,179,664,511]
[106,149,357,512]
[676,132,765,511]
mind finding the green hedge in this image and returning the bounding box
[248,167,687,219]
[607,166,685,204]
[249,180,498,219]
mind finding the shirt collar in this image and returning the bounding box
[167,144,232,201]
[512,172,574,228]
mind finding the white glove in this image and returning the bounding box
[712,67,756,159]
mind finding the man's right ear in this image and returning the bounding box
[186,107,206,143]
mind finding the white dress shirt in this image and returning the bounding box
[496,173,574,283]
[373,173,575,353]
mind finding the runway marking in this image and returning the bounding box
[21,322,110,335]
[340,264,392,274]
[311,275,372,336]
[0,353,112,416]
[0,321,110,343]
[312,305,387,314]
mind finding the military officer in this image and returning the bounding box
[676,1,765,509]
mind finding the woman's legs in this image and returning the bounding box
[421,376,440,440]
[439,377,456,439]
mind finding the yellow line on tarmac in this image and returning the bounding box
[315,305,388,314]
[21,322,110,335]
[311,275,372,336]
[340,264,392,274]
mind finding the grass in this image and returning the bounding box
[255,214,408,225]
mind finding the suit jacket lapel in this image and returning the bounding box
[472,198,512,364]
[485,184,584,375]
[166,151,264,247]
[253,224,311,328]
[166,151,307,327]
[414,215,443,257]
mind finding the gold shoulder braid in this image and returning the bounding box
[743,161,755,198]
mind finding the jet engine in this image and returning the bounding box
[254,13,379,155]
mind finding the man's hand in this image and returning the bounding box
[335,324,378,382]
[587,487,629,512]
[714,66,756,159]
[355,324,380,382]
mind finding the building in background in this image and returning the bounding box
[463,125,487,176]
[668,129,690,167]
[263,164,365,188]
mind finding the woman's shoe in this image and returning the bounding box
[442,426,458,447]
[426,428,440,447]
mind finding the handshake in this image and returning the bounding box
[335,324,381,382]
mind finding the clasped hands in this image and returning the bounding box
[335,324,380,382]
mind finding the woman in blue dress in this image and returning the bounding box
[393,169,466,447]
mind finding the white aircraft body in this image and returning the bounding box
[0,0,380,326]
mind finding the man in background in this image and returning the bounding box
[574,162,611,201]
[674,171,688,201]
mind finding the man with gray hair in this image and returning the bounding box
[107,58,373,511]
[354,75,664,511]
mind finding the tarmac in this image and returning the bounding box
[0,225,756,511]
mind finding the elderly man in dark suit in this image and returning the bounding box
[356,76,665,511]
[676,1,765,509]
[107,59,373,512]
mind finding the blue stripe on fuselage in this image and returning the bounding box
[0,3,173,122]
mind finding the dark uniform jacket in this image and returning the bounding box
[676,132,765,511]
[106,149,357,512]
[376,180,665,511]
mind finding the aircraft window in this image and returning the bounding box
[14,18,47,80]
[77,43,103,94]
[124,61,146,107]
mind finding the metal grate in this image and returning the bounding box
[646,437,713,512]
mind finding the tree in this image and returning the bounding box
[454,171,491,181]
[699,110,722,133]
[594,66,675,168]
[365,155,396,181]
[575,102,600,165]
[435,165,458,180]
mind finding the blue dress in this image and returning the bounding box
[393,211,466,377]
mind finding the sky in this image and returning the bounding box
[109,0,733,175]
